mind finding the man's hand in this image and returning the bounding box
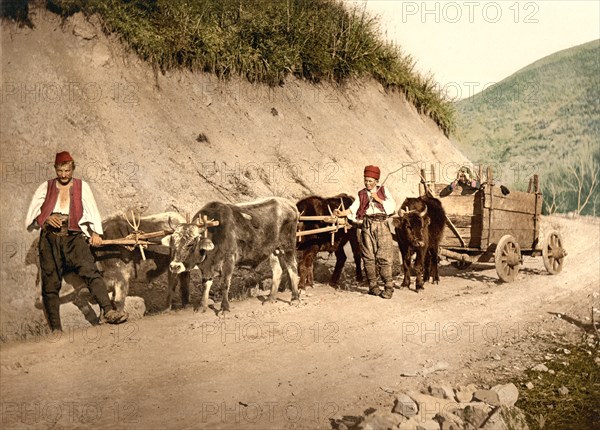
[45,214,63,228]
[90,233,103,247]
[370,190,383,203]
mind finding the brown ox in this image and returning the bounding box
[296,194,362,288]
[393,196,446,291]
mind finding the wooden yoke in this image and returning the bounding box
[296,199,348,244]
[126,210,146,260]
[197,214,220,238]
[99,211,179,259]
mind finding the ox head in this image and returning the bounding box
[163,216,218,274]
[398,205,429,248]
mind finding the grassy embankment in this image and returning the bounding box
[2,0,456,136]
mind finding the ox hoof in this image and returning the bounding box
[415,286,424,293]
[217,309,230,318]
[290,298,301,306]
[262,297,277,305]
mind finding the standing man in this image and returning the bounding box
[335,165,397,299]
[26,151,128,331]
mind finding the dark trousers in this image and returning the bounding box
[39,231,113,331]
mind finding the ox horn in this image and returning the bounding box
[418,205,428,217]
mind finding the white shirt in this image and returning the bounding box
[25,179,104,237]
[347,186,396,222]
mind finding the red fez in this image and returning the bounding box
[54,151,74,165]
[363,165,380,180]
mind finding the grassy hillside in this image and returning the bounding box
[453,40,599,216]
[2,0,455,135]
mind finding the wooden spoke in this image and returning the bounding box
[543,231,566,275]
[494,235,521,282]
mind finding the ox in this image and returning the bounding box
[393,196,446,291]
[296,194,362,288]
[165,197,300,314]
[94,212,190,311]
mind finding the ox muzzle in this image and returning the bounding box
[169,261,186,274]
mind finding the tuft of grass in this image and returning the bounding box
[4,0,455,135]
[516,341,600,430]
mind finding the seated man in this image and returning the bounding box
[440,166,510,197]
[440,166,481,196]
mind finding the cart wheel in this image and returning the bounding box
[542,231,566,275]
[495,235,522,282]
[451,261,472,270]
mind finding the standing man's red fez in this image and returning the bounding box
[54,151,74,165]
[363,165,381,180]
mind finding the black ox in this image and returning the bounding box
[165,197,300,314]
[296,194,362,289]
[95,212,190,311]
[393,196,446,291]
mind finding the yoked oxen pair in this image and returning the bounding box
[94,212,190,311]
[393,195,446,291]
[296,194,362,288]
[31,212,189,322]
[165,197,301,314]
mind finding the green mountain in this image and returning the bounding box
[453,40,599,215]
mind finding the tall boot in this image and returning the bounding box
[42,294,62,332]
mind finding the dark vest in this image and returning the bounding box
[36,178,83,231]
[356,186,386,220]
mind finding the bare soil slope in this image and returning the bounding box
[1,9,467,335]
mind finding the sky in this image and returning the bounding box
[346,0,600,100]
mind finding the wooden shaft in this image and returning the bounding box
[296,225,340,237]
[134,230,173,240]
[298,215,348,225]
[438,248,477,263]
[99,239,154,246]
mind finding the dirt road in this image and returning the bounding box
[1,215,598,430]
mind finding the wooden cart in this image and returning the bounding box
[420,166,566,282]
